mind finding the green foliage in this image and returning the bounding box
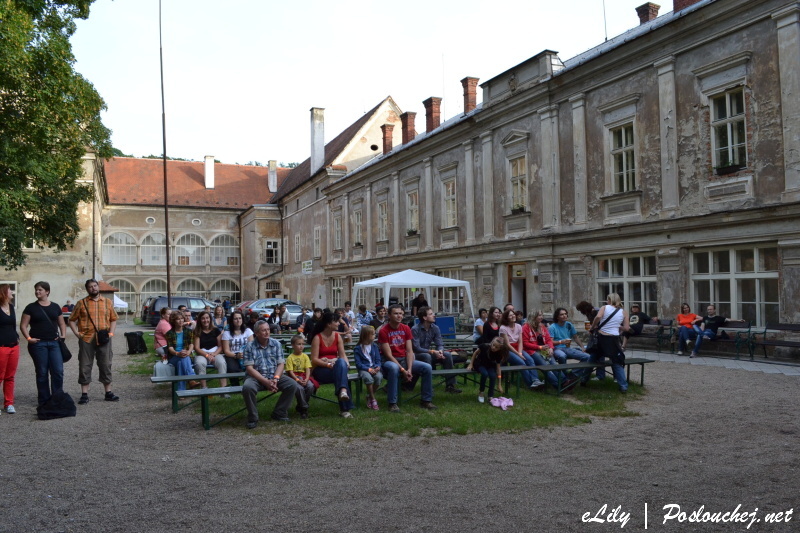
[142,154,192,161]
[111,147,132,157]
[0,0,111,268]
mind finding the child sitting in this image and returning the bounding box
[284,335,315,419]
[467,336,509,403]
[353,326,383,410]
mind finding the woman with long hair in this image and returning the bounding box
[467,336,509,403]
[221,310,253,387]
[164,311,198,391]
[477,306,502,345]
[19,281,66,407]
[310,311,354,418]
[500,308,541,390]
[193,311,227,390]
[522,309,572,391]
[588,293,630,393]
[0,284,20,413]
[212,306,227,330]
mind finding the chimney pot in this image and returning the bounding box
[461,77,479,114]
[673,0,701,12]
[310,107,325,175]
[422,97,442,133]
[268,160,277,193]
[380,124,395,155]
[204,155,214,189]
[400,111,417,144]
[636,2,660,24]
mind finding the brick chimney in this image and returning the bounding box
[380,124,394,155]
[636,2,660,24]
[423,97,442,133]
[673,0,701,11]
[461,77,479,114]
[310,107,325,175]
[268,160,277,193]
[204,155,214,189]
[400,111,416,144]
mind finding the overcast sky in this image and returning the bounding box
[72,0,669,165]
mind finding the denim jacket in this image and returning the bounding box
[353,343,382,372]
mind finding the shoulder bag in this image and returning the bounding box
[584,307,621,355]
[37,304,72,362]
[83,299,111,345]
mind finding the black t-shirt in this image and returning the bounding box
[23,302,62,340]
[474,343,505,369]
[629,311,652,334]
[0,305,18,345]
[197,328,221,350]
[702,315,727,334]
[478,323,500,345]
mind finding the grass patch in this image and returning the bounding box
[204,375,643,437]
[133,317,147,326]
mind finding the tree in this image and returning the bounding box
[0,0,111,269]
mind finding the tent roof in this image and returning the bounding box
[353,269,470,289]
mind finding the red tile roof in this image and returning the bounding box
[272,98,389,202]
[104,158,291,208]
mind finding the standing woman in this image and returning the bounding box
[193,311,227,389]
[310,311,354,418]
[589,293,630,393]
[20,281,66,407]
[0,284,20,413]
[212,306,227,330]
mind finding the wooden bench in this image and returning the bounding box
[151,372,246,413]
[506,357,657,396]
[749,322,800,360]
[176,386,269,430]
[626,319,673,352]
[693,320,751,358]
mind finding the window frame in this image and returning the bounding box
[377,201,388,242]
[442,178,457,229]
[174,233,206,267]
[710,87,747,169]
[209,235,239,267]
[508,155,528,211]
[263,239,281,265]
[102,232,138,266]
[406,190,419,232]
[595,254,658,318]
[610,122,636,193]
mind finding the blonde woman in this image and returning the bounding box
[588,293,630,393]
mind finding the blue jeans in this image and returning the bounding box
[477,365,498,397]
[312,358,354,411]
[382,358,433,404]
[530,351,567,389]
[678,326,701,351]
[168,355,196,391]
[28,340,63,405]
[692,329,716,355]
[507,352,537,386]
[553,346,590,364]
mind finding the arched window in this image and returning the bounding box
[209,235,239,266]
[108,279,136,312]
[177,279,205,297]
[209,279,240,305]
[175,233,205,266]
[141,233,167,266]
[102,232,137,265]
[141,279,167,306]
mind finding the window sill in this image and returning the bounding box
[601,190,642,224]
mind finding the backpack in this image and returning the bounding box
[124,331,148,354]
[37,391,77,420]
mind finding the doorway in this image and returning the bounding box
[507,265,527,313]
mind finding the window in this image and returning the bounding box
[174,234,205,266]
[141,233,167,266]
[313,227,321,258]
[22,217,37,250]
[436,269,464,314]
[692,246,778,326]
[141,279,167,305]
[331,278,344,308]
[210,235,239,266]
[102,232,137,265]
[283,237,288,265]
[509,157,527,210]
[263,240,280,264]
[108,279,136,312]
[209,279,240,305]
[353,210,363,245]
[378,202,388,241]
[443,179,457,228]
[596,254,657,317]
[176,279,205,297]
[352,276,369,307]
[294,234,301,262]
[406,191,419,232]
[711,88,746,168]
[333,216,342,250]
[611,123,636,192]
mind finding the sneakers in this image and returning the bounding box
[338,389,350,401]
[676,351,683,356]
[530,380,545,390]
[420,401,437,410]
[478,393,485,403]
[78,393,89,405]
[389,403,400,413]
[246,421,258,429]
[270,413,291,423]
[5,405,15,414]
[300,411,309,420]
[689,353,696,358]
[367,398,379,410]
[104,391,120,402]
[340,410,354,418]
[445,385,463,394]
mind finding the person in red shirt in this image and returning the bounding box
[378,304,436,413]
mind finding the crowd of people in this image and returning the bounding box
[0,282,736,426]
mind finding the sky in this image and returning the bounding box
[71,0,669,166]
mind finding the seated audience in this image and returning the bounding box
[411,306,461,394]
[621,304,656,350]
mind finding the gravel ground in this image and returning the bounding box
[1,324,797,533]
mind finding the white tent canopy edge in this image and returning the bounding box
[351,269,475,318]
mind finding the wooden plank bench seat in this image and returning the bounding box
[151,372,246,413]
[691,320,751,358]
[629,319,674,352]
[749,322,800,360]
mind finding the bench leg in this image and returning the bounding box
[172,382,179,413]
[201,396,210,430]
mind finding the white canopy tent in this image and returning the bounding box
[113,295,129,324]
[351,269,475,318]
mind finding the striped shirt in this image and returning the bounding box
[69,296,118,343]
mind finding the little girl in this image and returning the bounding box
[467,336,509,403]
[353,326,383,410]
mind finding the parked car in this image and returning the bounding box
[246,298,304,325]
[141,296,218,326]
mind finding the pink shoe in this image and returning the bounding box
[369,399,379,410]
